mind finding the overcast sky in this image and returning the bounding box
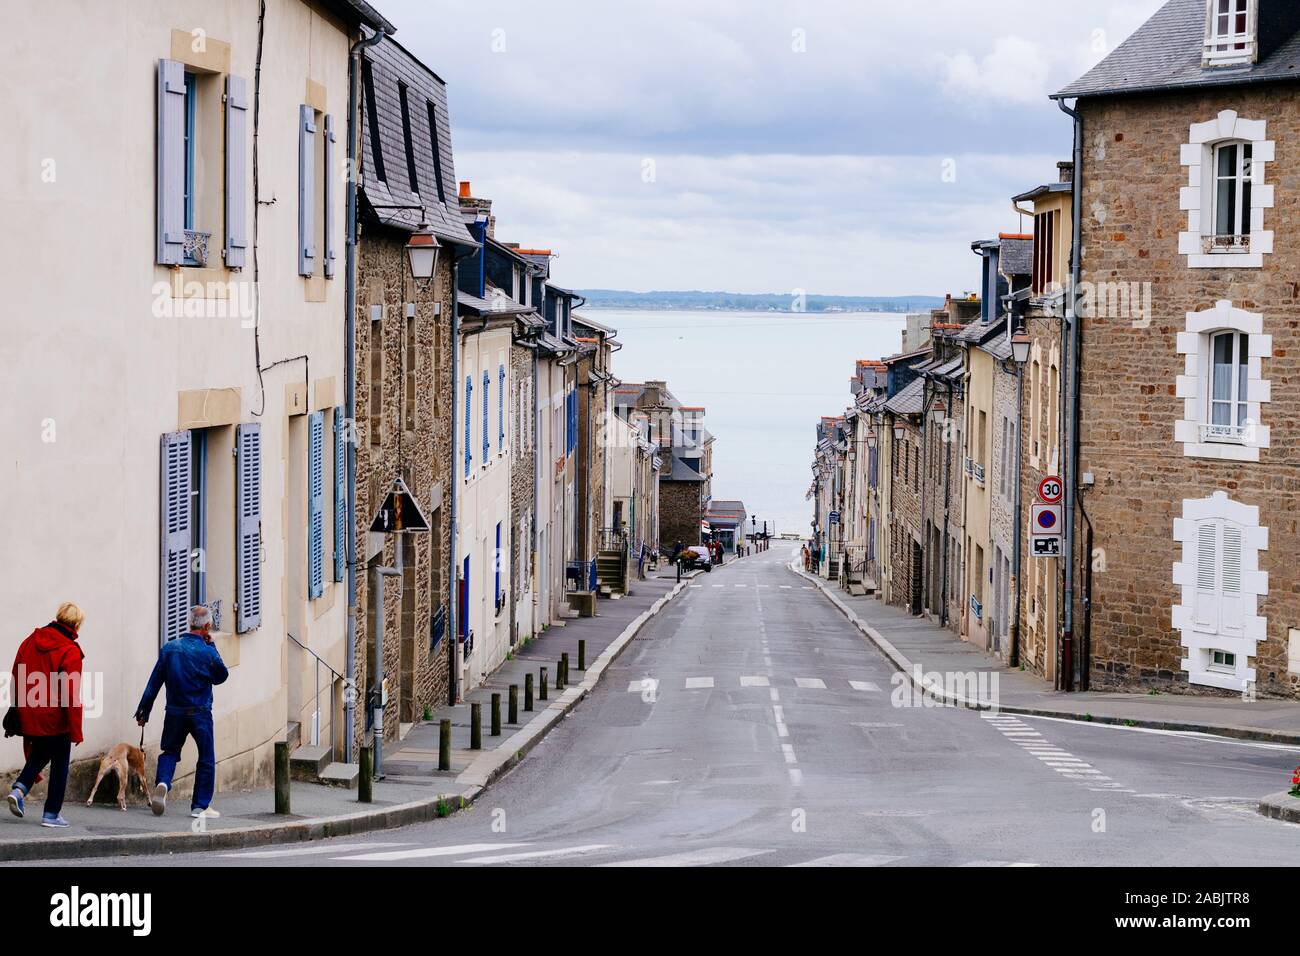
[376,0,1164,297]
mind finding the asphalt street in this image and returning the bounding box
[59,546,1300,867]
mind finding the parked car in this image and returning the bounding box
[680,545,713,572]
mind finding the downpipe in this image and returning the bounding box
[1059,96,1084,692]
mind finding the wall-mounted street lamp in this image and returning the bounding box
[405,221,441,289]
[893,423,904,442]
[1011,326,1031,365]
[932,399,946,423]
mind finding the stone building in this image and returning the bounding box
[353,32,474,750]
[1056,0,1300,697]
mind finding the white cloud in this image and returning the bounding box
[939,36,1053,105]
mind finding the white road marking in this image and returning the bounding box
[336,843,528,862]
[627,678,659,693]
[688,585,701,589]
[1017,713,1300,753]
[459,844,612,865]
[740,675,770,687]
[781,743,798,764]
[788,768,804,785]
[790,853,903,867]
[763,656,774,666]
[712,584,724,588]
[795,677,826,689]
[684,677,714,689]
[849,680,881,692]
[222,842,410,859]
[779,585,792,589]
[773,705,789,738]
[598,847,773,867]
[769,688,781,702]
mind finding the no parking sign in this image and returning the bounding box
[1031,502,1063,557]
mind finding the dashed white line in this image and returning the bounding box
[795,677,827,689]
[459,844,613,865]
[684,677,714,689]
[740,675,770,687]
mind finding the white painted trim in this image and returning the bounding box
[1174,300,1271,460]
[1179,111,1273,269]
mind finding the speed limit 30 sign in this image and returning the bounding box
[1038,475,1063,503]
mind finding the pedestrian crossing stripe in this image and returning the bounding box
[625,676,885,692]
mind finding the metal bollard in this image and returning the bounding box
[525,673,534,711]
[491,692,502,736]
[275,740,291,814]
[470,701,482,750]
[438,719,451,772]
[540,667,549,701]
[558,654,567,691]
[509,684,519,724]
[578,640,586,671]
[358,745,372,804]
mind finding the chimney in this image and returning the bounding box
[458,181,495,239]
[1057,160,1074,184]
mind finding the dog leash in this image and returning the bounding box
[139,725,145,750]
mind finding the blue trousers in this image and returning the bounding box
[156,710,216,811]
[15,734,71,816]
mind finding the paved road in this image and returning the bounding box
[60,546,1300,867]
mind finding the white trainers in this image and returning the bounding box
[190,807,219,819]
[151,783,168,816]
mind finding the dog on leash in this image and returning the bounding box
[85,743,149,811]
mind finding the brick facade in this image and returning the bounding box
[660,477,704,550]
[510,341,535,641]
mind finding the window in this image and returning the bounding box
[1180,111,1273,268]
[1175,301,1271,460]
[398,82,419,195]
[482,370,490,465]
[425,100,447,203]
[183,73,197,240]
[1210,649,1237,672]
[1204,0,1255,65]
[308,411,325,600]
[494,522,502,613]
[464,372,473,477]
[362,59,386,183]
[1031,210,1058,296]
[1209,331,1249,432]
[498,363,506,454]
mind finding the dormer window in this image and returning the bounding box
[1204,0,1256,65]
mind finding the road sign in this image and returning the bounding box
[1038,475,1064,504]
[1032,536,1061,557]
[829,510,840,525]
[1030,502,1062,558]
[369,477,430,533]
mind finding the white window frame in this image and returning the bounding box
[1174,300,1271,462]
[1173,491,1267,692]
[1179,111,1273,268]
[1203,0,1256,66]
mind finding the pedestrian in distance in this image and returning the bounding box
[134,604,229,819]
[6,602,86,828]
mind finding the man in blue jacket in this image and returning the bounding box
[135,605,229,818]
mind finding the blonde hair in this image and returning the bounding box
[55,602,84,631]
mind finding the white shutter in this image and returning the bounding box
[323,114,336,278]
[156,59,187,265]
[224,75,249,269]
[236,423,262,631]
[160,430,192,644]
[298,105,317,276]
[1220,524,1244,636]
[1193,522,1219,633]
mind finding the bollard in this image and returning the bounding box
[358,745,372,804]
[509,684,519,724]
[470,701,482,750]
[274,741,291,814]
[562,652,571,687]
[525,673,534,711]
[578,639,586,671]
[491,692,502,736]
[557,655,566,691]
[438,719,451,772]
[540,666,549,701]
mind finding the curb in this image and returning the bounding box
[0,581,688,862]
[1257,791,1300,824]
[790,561,1300,747]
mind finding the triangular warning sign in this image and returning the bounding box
[369,477,430,533]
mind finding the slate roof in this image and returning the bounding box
[883,376,925,415]
[999,237,1033,278]
[665,458,705,482]
[1056,0,1300,99]
[322,0,394,33]
[976,319,1013,361]
[1012,181,1072,203]
[359,32,474,247]
[931,356,964,381]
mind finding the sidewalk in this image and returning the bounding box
[794,562,1300,745]
[0,576,686,862]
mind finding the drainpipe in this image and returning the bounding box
[1009,356,1024,669]
[940,379,953,627]
[447,243,476,705]
[1059,96,1084,692]
[343,26,386,763]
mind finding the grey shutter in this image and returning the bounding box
[224,75,249,269]
[236,423,262,632]
[156,59,186,265]
[323,114,336,278]
[333,406,346,582]
[160,430,192,644]
[298,105,317,277]
[308,410,325,599]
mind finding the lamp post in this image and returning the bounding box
[405,221,441,289]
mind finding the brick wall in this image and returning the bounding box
[509,343,534,641]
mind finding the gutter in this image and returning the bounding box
[1059,96,1084,691]
[343,25,387,762]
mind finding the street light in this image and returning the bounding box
[893,423,904,441]
[405,221,441,289]
[1011,326,1031,365]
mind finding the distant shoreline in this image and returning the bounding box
[576,291,943,314]
[581,306,911,314]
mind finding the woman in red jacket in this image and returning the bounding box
[6,602,84,828]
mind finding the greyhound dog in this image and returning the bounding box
[85,743,149,811]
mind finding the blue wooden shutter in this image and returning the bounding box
[498,364,505,452]
[482,371,490,462]
[298,105,316,276]
[465,375,473,476]
[308,410,325,598]
[236,422,263,632]
[333,406,346,582]
[156,59,187,265]
[323,114,336,278]
[159,430,192,644]
[223,75,249,269]
[495,522,501,606]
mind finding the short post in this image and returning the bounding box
[357,745,372,804]
[274,741,291,814]
[676,558,681,582]
[509,684,519,724]
[578,639,586,671]
[540,666,549,701]
[525,673,534,711]
[557,655,567,691]
[491,692,502,736]
[438,719,451,772]
[563,652,571,686]
[470,701,482,750]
